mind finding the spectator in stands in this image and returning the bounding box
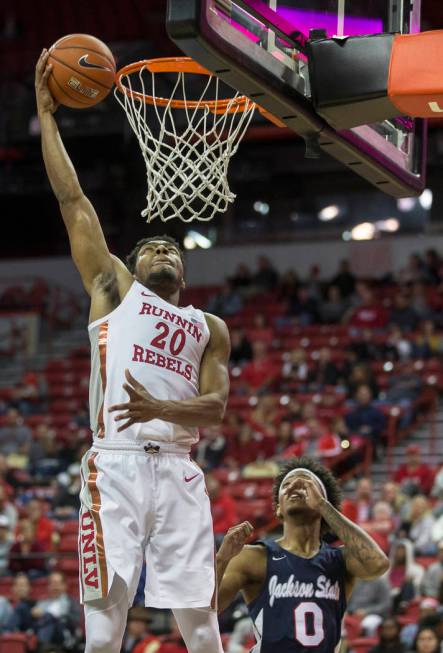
[6,573,35,633]
[307,347,340,388]
[349,329,386,363]
[360,501,394,554]
[0,454,14,497]
[385,325,413,361]
[0,515,12,575]
[229,263,253,295]
[287,285,319,325]
[412,627,441,653]
[331,259,356,298]
[316,430,342,459]
[412,320,443,358]
[240,340,279,394]
[404,495,436,555]
[121,607,152,653]
[389,294,420,332]
[368,617,406,653]
[0,407,31,457]
[277,269,299,301]
[398,253,427,285]
[281,348,309,389]
[206,473,238,544]
[345,385,386,452]
[346,282,389,329]
[400,598,441,651]
[226,423,273,468]
[229,328,253,366]
[51,463,81,518]
[388,540,424,613]
[206,282,243,317]
[28,424,63,478]
[345,362,379,399]
[346,576,391,635]
[195,426,227,471]
[410,282,433,321]
[342,477,374,524]
[11,371,42,415]
[421,540,443,598]
[253,256,279,291]
[305,264,322,301]
[0,484,17,530]
[319,284,348,324]
[247,395,282,437]
[394,445,435,496]
[380,482,407,527]
[8,518,46,577]
[425,248,443,285]
[273,419,303,459]
[0,592,12,632]
[25,498,54,550]
[31,571,80,648]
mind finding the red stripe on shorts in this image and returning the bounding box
[87,452,108,596]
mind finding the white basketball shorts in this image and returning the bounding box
[78,441,216,609]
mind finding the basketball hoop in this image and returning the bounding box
[114,57,256,223]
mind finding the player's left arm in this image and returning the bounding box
[300,478,389,583]
[318,498,390,581]
[109,313,230,429]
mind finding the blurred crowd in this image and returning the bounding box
[0,249,442,651]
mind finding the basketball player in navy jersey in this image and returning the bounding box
[217,457,390,652]
[36,50,230,653]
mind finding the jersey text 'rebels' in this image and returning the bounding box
[88,281,210,449]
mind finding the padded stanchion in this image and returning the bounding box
[388,30,443,118]
[308,29,443,128]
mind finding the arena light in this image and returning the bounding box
[342,231,352,241]
[351,222,376,240]
[318,204,340,221]
[397,197,416,212]
[375,218,400,233]
[183,235,197,250]
[187,230,213,249]
[419,189,433,210]
[253,201,270,215]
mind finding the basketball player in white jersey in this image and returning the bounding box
[36,50,229,653]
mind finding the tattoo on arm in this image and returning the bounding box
[319,499,389,577]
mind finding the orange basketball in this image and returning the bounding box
[47,34,116,109]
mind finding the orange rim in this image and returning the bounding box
[115,56,253,114]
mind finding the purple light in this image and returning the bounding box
[271,7,383,38]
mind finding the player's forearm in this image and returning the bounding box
[39,111,82,205]
[158,393,226,426]
[318,499,389,578]
[216,554,234,613]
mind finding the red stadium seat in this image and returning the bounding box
[0,633,28,653]
[55,557,79,576]
[348,637,379,653]
[59,535,79,553]
[59,520,79,535]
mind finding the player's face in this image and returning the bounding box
[279,473,323,518]
[135,241,185,289]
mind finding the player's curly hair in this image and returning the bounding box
[126,235,185,273]
[273,456,343,536]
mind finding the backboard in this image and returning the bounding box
[166,0,427,198]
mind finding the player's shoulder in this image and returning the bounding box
[203,312,230,345]
[235,543,267,580]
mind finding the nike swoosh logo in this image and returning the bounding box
[141,292,156,297]
[272,555,286,561]
[184,474,199,483]
[78,54,112,71]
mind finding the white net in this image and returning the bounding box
[114,63,256,223]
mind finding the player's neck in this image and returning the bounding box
[144,282,181,306]
[279,521,321,557]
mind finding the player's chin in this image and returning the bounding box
[286,504,318,518]
[147,267,178,284]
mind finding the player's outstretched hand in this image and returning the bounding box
[109,369,161,431]
[35,49,58,115]
[217,521,254,562]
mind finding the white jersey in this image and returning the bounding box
[88,280,210,450]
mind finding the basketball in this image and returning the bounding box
[47,34,116,109]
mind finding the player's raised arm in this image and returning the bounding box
[301,478,390,582]
[216,522,258,613]
[35,49,118,295]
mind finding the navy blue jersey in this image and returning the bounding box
[247,539,347,653]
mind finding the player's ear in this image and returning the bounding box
[181,278,186,289]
